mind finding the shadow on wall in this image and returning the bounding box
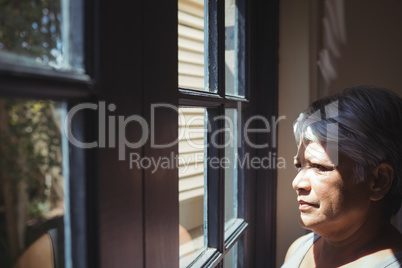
[330,0,402,94]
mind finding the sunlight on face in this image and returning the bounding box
[292,141,371,238]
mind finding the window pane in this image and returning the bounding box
[179,107,207,267]
[0,99,67,268]
[225,0,237,96]
[224,243,238,268]
[178,0,205,91]
[0,0,82,71]
[224,109,238,228]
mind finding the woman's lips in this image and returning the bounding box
[298,200,318,211]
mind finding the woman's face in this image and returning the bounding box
[292,141,372,237]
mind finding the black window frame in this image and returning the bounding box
[178,0,279,266]
[178,0,248,266]
[0,0,98,266]
[0,0,279,267]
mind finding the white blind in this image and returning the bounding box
[178,1,206,261]
[178,0,204,91]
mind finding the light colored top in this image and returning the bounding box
[281,232,402,268]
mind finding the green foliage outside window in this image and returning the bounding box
[0,100,64,267]
[0,0,62,65]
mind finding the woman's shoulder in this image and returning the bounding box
[283,232,316,263]
[372,251,402,268]
[372,228,402,267]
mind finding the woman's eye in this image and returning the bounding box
[311,163,331,172]
[294,163,302,170]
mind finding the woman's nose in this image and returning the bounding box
[292,169,311,193]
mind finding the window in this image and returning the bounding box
[0,99,67,268]
[0,0,84,74]
[0,0,92,267]
[178,0,249,266]
[0,0,279,267]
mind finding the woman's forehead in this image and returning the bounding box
[295,142,336,165]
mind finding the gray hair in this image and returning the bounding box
[293,85,402,218]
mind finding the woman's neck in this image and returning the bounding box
[313,214,402,266]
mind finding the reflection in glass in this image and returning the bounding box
[0,0,78,70]
[224,243,238,268]
[225,109,238,229]
[178,0,205,91]
[0,99,66,268]
[225,0,237,96]
[178,107,206,267]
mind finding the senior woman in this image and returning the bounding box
[282,85,402,267]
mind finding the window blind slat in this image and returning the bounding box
[179,51,204,65]
[178,37,204,53]
[179,62,204,77]
[178,75,204,90]
[178,139,204,153]
[178,0,204,17]
[179,175,204,192]
[178,11,204,30]
[178,25,204,42]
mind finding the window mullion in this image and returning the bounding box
[217,104,226,255]
[236,0,246,98]
[207,0,225,96]
[206,106,225,254]
[206,0,226,259]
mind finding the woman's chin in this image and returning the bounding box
[298,214,321,230]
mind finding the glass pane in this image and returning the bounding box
[225,0,237,96]
[224,243,238,268]
[225,109,238,228]
[0,99,67,268]
[0,0,82,71]
[179,107,207,267]
[178,0,205,91]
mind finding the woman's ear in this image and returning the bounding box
[369,163,394,201]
